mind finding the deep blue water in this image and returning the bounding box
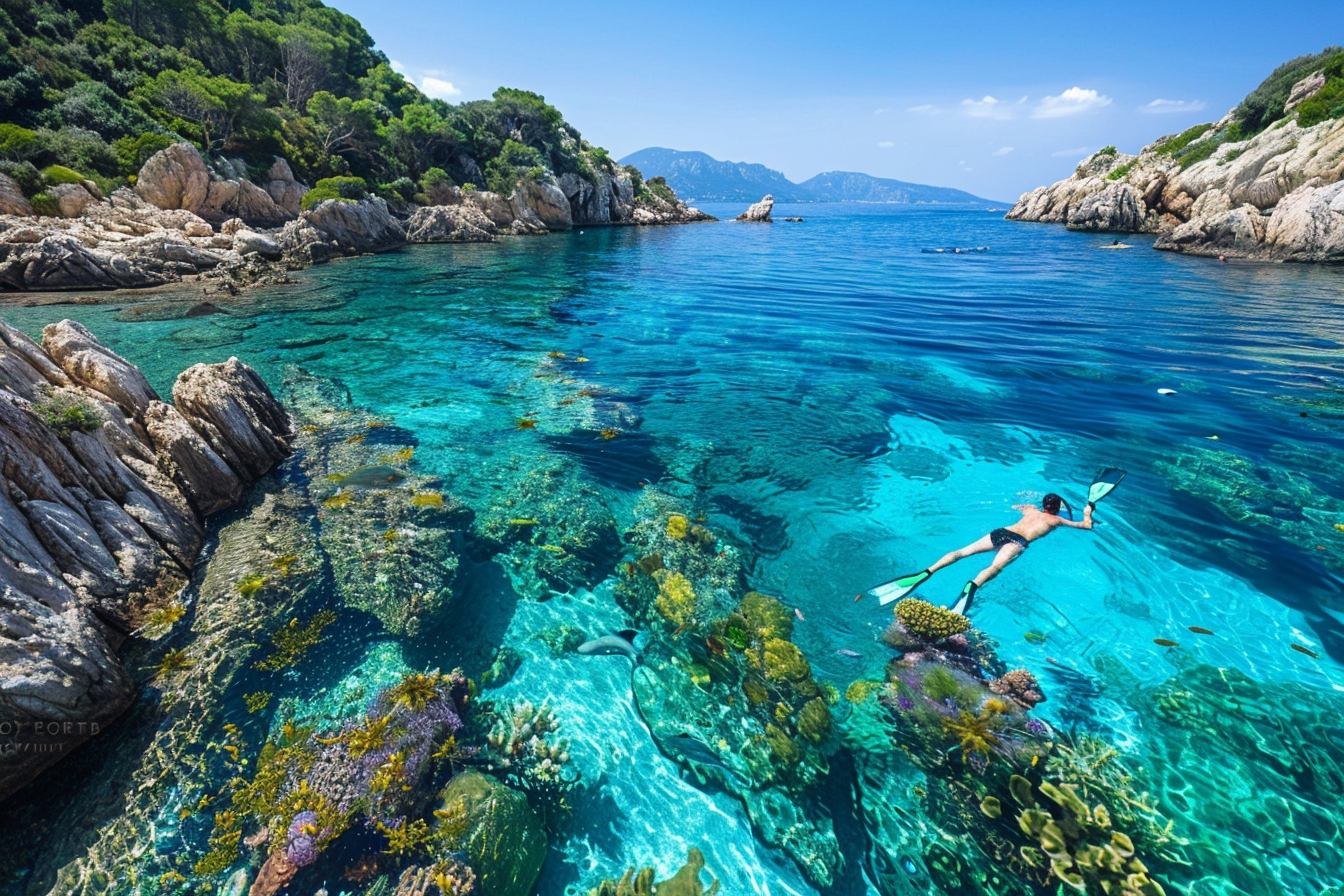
[5,203,1344,895]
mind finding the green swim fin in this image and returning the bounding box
[864,569,932,606]
[951,580,978,616]
[1087,468,1127,507]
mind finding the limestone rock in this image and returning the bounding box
[135,142,209,213]
[278,197,405,263]
[265,157,308,218]
[42,319,159,417]
[0,321,292,800]
[464,190,518,228]
[172,357,292,481]
[0,173,33,216]
[512,179,573,231]
[232,229,282,259]
[1284,72,1326,113]
[736,194,774,222]
[1009,114,1344,259]
[405,204,498,243]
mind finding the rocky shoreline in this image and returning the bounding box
[1006,74,1344,261]
[0,143,715,298]
[0,319,291,798]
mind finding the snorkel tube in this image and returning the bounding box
[1059,497,1075,521]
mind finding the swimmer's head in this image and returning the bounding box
[1042,493,1063,515]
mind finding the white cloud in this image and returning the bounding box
[961,95,1014,119]
[874,107,893,115]
[419,76,461,99]
[1034,87,1111,119]
[390,60,408,74]
[1139,98,1208,115]
[907,103,938,114]
[993,146,1014,156]
[878,141,895,148]
[1052,146,1092,157]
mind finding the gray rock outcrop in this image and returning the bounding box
[278,196,405,264]
[0,174,31,217]
[405,204,498,243]
[0,319,291,800]
[1008,114,1344,261]
[134,142,210,213]
[736,194,774,222]
[512,179,573,231]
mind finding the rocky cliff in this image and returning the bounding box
[1008,64,1344,261]
[0,143,712,293]
[0,319,291,799]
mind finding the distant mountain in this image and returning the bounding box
[797,171,991,205]
[618,148,810,201]
[619,148,1001,205]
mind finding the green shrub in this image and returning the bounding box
[1096,145,1118,156]
[1155,123,1214,157]
[33,391,103,437]
[301,175,367,209]
[1177,139,1218,169]
[42,164,87,185]
[1235,47,1343,135]
[461,182,476,193]
[0,160,43,196]
[0,123,39,161]
[113,133,176,176]
[1296,77,1344,127]
[1106,161,1135,181]
[30,192,60,216]
[378,176,415,202]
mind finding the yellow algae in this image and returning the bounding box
[509,518,539,525]
[517,418,537,430]
[326,473,348,482]
[323,492,352,509]
[384,528,399,542]
[600,428,619,440]
[344,433,366,444]
[1335,523,1344,533]
[382,447,415,464]
[243,691,272,713]
[411,492,445,508]
[548,351,567,359]
[575,356,590,363]
[540,544,566,554]
[271,554,299,576]
[367,421,386,428]
[654,570,697,626]
[666,514,690,539]
[238,574,266,598]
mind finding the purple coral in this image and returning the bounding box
[896,697,915,711]
[286,810,320,867]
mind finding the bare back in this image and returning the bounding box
[1007,505,1091,542]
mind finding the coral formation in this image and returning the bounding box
[894,598,971,642]
[434,770,546,896]
[478,699,578,815]
[989,669,1047,709]
[590,848,720,896]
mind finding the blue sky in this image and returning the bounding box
[329,0,1340,200]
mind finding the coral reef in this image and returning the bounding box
[470,452,620,599]
[477,699,578,816]
[989,669,1047,709]
[284,367,472,636]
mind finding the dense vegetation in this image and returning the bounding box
[0,0,634,207]
[1234,46,1343,136]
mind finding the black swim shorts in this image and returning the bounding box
[990,527,1028,550]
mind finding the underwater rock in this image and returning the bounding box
[988,669,1046,709]
[434,770,546,896]
[0,320,292,801]
[470,452,620,600]
[284,367,470,636]
[14,487,320,893]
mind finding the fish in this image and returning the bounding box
[794,608,805,621]
[576,630,640,660]
[1188,626,1215,635]
[1335,523,1344,533]
[1153,638,1180,647]
[516,419,537,430]
[1291,644,1321,659]
[669,732,733,772]
[705,636,727,657]
[336,465,406,489]
[1023,631,1048,645]
[837,649,862,658]
[1157,388,1177,396]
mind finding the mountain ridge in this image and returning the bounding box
[620,147,1004,205]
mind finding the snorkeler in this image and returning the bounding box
[870,493,1094,615]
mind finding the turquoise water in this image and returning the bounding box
[4,203,1344,895]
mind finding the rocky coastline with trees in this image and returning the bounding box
[1007,47,1344,261]
[0,0,709,298]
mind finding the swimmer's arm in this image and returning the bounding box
[1057,505,1095,530]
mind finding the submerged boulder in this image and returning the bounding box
[434,771,546,896]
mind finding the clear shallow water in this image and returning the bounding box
[4,203,1344,895]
